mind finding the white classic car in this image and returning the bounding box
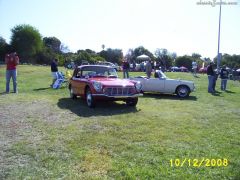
[130,70,195,98]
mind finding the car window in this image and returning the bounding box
[81,66,118,78]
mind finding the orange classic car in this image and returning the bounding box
[69,65,143,107]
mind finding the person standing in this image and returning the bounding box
[213,69,219,92]
[206,62,215,93]
[192,61,198,77]
[5,52,19,93]
[220,65,229,91]
[145,60,152,78]
[51,58,58,87]
[122,59,129,78]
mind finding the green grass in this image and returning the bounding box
[0,65,240,179]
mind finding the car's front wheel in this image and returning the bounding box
[126,98,138,106]
[176,85,190,98]
[86,88,95,108]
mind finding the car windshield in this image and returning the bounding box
[82,66,118,78]
[158,70,167,79]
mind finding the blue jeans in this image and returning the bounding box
[208,75,214,93]
[6,69,18,93]
[221,79,227,90]
[123,69,129,78]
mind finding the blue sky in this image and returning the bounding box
[0,0,239,59]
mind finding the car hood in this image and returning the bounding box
[89,78,135,86]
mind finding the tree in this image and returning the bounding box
[99,48,123,64]
[155,48,173,70]
[175,55,193,70]
[102,44,105,50]
[192,53,202,59]
[0,36,9,61]
[43,37,61,53]
[133,46,154,62]
[10,24,43,62]
[219,54,240,68]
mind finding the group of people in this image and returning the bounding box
[122,59,153,79]
[207,62,229,93]
[2,52,232,94]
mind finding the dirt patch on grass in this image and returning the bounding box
[0,100,75,178]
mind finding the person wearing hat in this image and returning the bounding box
[206,62,215,93]
[220,65,229,91]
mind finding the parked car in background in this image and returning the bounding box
[130,70,195,98]
[171,66,181,72]
[96,61,120,71]
[69,65,142,107]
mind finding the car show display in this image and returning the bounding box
[69,65,142,107]
[130,70,195,98]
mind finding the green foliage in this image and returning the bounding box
[155,48,174,69]
[10,24,43,62]
[0,36,9,61]
[220,54,240,68]
[99,48,123,64]
[43,37,61,53]
[132,46,155,62]
[175,55,194,69]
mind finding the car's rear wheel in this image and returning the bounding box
[86,88,95,108]
[126,98,138,106]
[176,85,190,98]
[69,86,77,99]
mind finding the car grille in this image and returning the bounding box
[103,87,136,96]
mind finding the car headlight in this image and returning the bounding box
[93,81,102,92]
[135,81,142,92]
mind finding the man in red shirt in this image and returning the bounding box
[5,52,19,93]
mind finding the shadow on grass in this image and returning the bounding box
[141,93,197,101]
[0,92,7,96]
[57,98,140,117]
[225,90,236,93]
[33,87,51,91]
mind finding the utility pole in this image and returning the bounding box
[217,0,222,70]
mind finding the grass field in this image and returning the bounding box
[0,65,240,179]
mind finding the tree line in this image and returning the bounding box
[0,24,240,69]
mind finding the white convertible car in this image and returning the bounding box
[130,70,195,98]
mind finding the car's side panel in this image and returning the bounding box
[71,78,87,96]
[164,79,180,93]
[143,78,165,92]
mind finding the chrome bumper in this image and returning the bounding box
[92,93,143,98]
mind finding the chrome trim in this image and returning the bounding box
[92,93,143,98]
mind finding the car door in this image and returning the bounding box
[144,78,165,92]
[71,68,86,96]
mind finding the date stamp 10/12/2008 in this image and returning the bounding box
[170,158,229,168]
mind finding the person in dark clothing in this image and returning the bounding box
[122,60,130,78]
[213,69,219,92]
[51,59,58,87]
[220,65,229,91]
[207,62,215,93]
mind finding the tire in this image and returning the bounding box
[176,85,190,98]
[86,88,95,108]
[126,98,138,106]
[69,86,77,99]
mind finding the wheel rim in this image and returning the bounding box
[87,91,92,106]
[178,87,188,97]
